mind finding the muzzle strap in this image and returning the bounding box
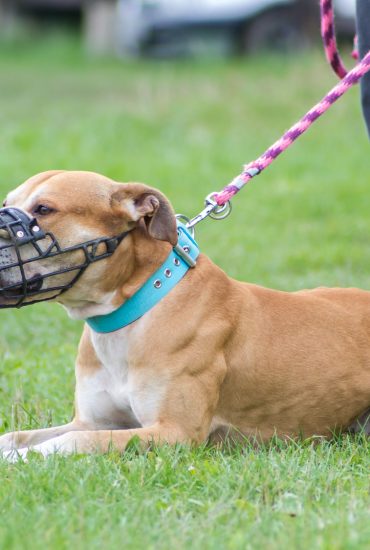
[0,207,46,245]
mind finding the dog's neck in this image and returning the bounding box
[61,292,118,321]
[59,226,172,321]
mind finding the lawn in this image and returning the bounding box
[0,36,369,549]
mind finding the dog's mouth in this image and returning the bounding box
[2,274,43,299]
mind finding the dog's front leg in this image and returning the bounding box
[0,421,84,452]
[20,360,226,457]
[24,423,189,457]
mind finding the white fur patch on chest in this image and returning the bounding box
[76,324,165,430]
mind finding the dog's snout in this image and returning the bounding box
[0,242,22,295]
[0,229,11,240]
[0,242,15,268]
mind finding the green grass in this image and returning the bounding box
[0,36,369,549]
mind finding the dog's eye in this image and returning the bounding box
[33,205,54,216]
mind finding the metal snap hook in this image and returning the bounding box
[176,191,232,236]
[205,193,232,221]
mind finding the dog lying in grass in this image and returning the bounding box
[0,170,369,458]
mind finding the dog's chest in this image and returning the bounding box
[77,328,163,429]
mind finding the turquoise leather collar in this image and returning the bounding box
[86,222,199,334]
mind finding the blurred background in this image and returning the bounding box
[0,0,356,57]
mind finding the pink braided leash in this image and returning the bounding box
[214,4,370,207]
[321,0,348,78]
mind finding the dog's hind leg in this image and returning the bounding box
[348,408,370,436]
[0,421,85,452]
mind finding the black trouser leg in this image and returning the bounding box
[357,0,370,137]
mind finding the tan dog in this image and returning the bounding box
[0,170,369,458]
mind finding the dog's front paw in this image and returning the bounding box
[0,433,77,460]
[27,436,69,457]
[1,432,95,459]
[1,448,29,463]
[30,432,87,457]
[0,432,18,452]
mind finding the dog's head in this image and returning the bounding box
[0,170,177,309]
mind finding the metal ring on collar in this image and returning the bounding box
[175,214,194,237]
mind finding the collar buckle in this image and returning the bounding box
[174,222,199,268]
[173,243,196,268]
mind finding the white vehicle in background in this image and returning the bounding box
[335,0,356,34]
[336,0,356,18]
[117,0,356,58]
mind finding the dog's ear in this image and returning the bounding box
[111,183,178,246]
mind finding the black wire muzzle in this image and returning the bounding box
[0,207,129,308]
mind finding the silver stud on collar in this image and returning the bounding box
[183,246,190,253]
[164,269,172,278]
[173,258,180,266]
[16,231,24,238]
[154,279,162,289]
[32,226,40,233]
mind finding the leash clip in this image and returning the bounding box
[205,193,232,221]
[180,193,232,236]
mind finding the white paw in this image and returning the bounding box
[1,448,29,463]
[0,434,76,461]
[0,433,17,452]
[31,433,77,457]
